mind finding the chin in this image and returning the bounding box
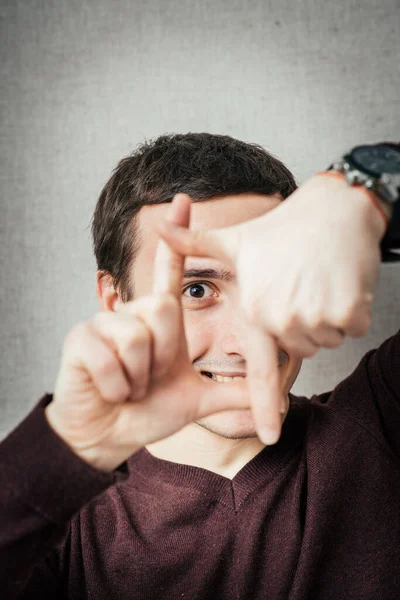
[196,409,258,440]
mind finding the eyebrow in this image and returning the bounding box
[183,268,236,282]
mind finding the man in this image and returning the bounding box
[1,133,400,599]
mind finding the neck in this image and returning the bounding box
[146,396,290,479]
[146,424,266,480]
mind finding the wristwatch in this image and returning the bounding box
[329,143,400,262]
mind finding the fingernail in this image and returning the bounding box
[259,427,280,445]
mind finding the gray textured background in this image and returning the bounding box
[1,0,399,438]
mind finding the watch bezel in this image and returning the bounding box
[348,143,400,177]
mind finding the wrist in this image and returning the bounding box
[316,171,390,242]
[45,404,134,473]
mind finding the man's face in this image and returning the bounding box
[132,193,302,439]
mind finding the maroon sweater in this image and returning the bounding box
[1,329,400,600]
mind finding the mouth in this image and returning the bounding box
[200,371,246,383]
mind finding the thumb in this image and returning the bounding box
[243,325,286,445]
[157,219,241,266]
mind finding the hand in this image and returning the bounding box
[46,196,249,472]
[157,175,387,436]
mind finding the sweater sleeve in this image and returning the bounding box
[324,328,400,462]
[0,395,127,598]
[365,327,400,459]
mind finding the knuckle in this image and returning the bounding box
[344,300,360,320]
[91,310,114,328]
[93,311,151,351]
[351,311,372,338]
[305,310,324,330]
[331,295,364,328]
[122,328,150,353]
[95,354,117,377]
[331,307,354,329]
[281,335,317,358]
[118,319,149,350]
[326,335,343,349]
[305,345,318,358]
[278,313,298,336]
[279,339,298,355]
[64,321,90,349]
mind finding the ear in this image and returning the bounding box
[96,271,123,312]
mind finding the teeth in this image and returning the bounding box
[211,374,245,383]
[201,372,246,382]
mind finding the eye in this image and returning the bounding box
[182,282,216,302]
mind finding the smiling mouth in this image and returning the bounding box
[201,371,246,383]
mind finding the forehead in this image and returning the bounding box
[133,193,281,293]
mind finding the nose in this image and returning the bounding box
[216,311,248,358]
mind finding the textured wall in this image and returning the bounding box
[1,0,399,437]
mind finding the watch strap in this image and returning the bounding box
[380,199,400,262]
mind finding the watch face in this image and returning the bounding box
[351,144,400,175]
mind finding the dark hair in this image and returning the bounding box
[91,133,297,301]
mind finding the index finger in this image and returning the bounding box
[152,194,192,297]
[243,324,285,445]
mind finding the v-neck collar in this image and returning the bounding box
[127,393,312,512]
